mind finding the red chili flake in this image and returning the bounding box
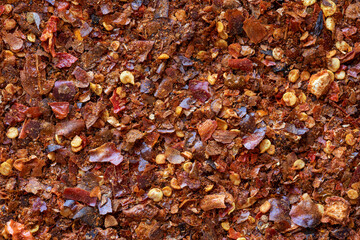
[72,66,91,88]
[57,1,70,11]
[5,220,34,240]
[242,127,266,150]
[89,142,124,165]
[243,17,268,44]
[228,43,241,58]
[40,15,59,57]
[328,81,340,102]
[225,9,244,35]
[340,43,360,63]
[49,102,70,119]
[63,187,97,207]
[228,58,254,72]
[189,80,212,102]
[228,228,242,239]
[4,103,29,125]
[26,107,43,118]
[341,26,357,37]
[55,52,78,68]
[262,59,276,67]
[0,6,5,16]
[110,90,126,114]
[19,119,41,140]
[197,119,217,142]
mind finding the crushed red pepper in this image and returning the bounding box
[0,0,360,239]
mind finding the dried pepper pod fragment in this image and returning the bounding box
[308,70,334,98]
[55,119,85,138]
[228,58,253,72]
[197,119,217,142]
[200,194,226,211]
[40,15,59,57]
[20,54,53,97]
[243,18,268,44]
[49,102,70,119]
[5,220,34,240]
[88,142,123,165]
[242,127,266,150]
[321,196,350,225]
[54,52,78,68]
[289,194,323,228]
[63,187,97,207]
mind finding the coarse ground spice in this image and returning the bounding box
[0,0,360,239]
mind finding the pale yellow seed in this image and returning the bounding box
[156,154,166,164]
[288,69,300,83]
[300,31,309,41]
[107,116,121,127]
[302,0,316,6]
[260,200,271,213]
[247,216,255,224]
[300,70,310,81]
[71,135,82,148]
[120,71,135,85]
[347,189,359,200]
[327,58,340,72]
[27,33,36,43]
[183,162,193,173]
[221,221,230,231]
[90,83,102,96]
[299,112,308,121]
[237,238,247,240]
[230,172,241,186]
[267,145,275,155]
[293,159,305,170]
[55,134,62,144]
[103,22,114,31]
[204,184,214,192]
[170,178,181,190]
[47,152,56,161]
[110,41,120,51]
[259,139,271,153]
[216,21,224,33]
[162,186,172,197]
[336,41,352,53]
[176,130,185,138]
[335,70,346,80]
[0,161,12,176]
[218,31,228,40]
[181,151,193,159]
[71,145,83,153]
[29,225,39,234]
[325,17,335,32]
[158,53,170,60]
[215,39,228,49]
[272,47,284,60]
[175,9,186,22]
[6,127,18,139]
[321,0,336,17]
[148,188,163,202]
[298,92,307,103]
[175,106,183,116]
[207,73,218,85]
[345,133,356,146]
[282,92,297,107]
